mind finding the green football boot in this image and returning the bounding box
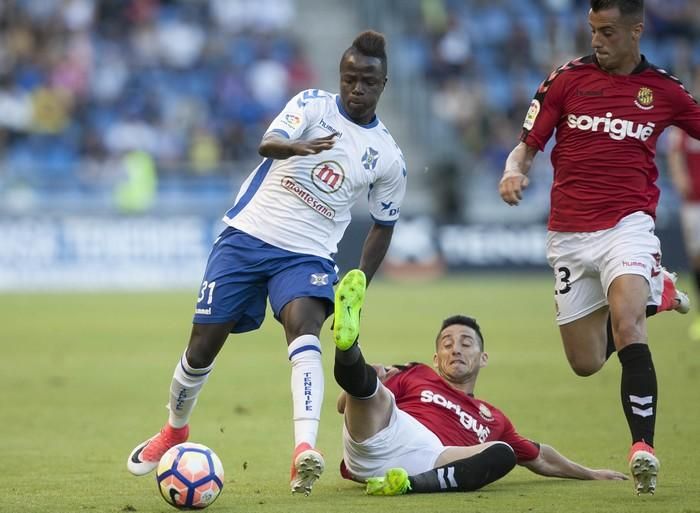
[365,468,411,496]
[333,269,366,351]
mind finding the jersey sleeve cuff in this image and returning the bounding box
[266,128,291,139]
[370,215,397,226]
[520,132,545,152]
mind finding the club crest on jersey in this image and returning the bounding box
[478,403,494,422]
[362,147,380,171]
[634,87,654,110]
[523,99,540,130]
[310,273,329,286]
[311,160,345,194]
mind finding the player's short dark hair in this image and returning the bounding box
[590,0,644,21]
[343,30,387,75]
[436,315,485,351]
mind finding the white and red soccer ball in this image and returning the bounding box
[156,443,224,509]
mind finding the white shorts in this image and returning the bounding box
[546,211,664,325]
[679,203,700,255]
[342,392,445,481]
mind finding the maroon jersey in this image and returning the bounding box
[384,364,540,463]
[669,127,700,202]
[521,55,700,232]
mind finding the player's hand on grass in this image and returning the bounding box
[499,171,529,206]
[589,469,628,480]
[291,133,337,156]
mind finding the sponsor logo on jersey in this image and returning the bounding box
[634,87,654,110]
[310,273,329,286]
[319,118,342,138]
[523,99,540,131]
[420,389,491,443]
[311,161,345,193]
[566,112,655,141]
[362,147,380,171]
[281,176,335,219]
[195,307,211,315]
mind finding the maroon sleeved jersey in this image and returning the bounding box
[384,364,540,463]
[521,55,700,232]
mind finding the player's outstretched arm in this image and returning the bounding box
[520,444,627,481]
[258,132,337,160]
[358,224,394,285]
[499,142,538,206]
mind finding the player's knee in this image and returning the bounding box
[569,358,603,377]
[489,442,516,467]
[610,319,645,347]
[285,319,324,340]
[184,349,215,370]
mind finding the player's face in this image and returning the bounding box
[433,324,487,385]
[339,50,387,124]
[588,8,643,74]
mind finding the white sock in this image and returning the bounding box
[168,351,214,428]
[288,335,323,447]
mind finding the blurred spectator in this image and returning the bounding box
[114,150,157,213]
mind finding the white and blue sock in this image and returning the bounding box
[168,351,214,428]
[288,335,324,448]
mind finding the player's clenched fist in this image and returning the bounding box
[499,171,530,206]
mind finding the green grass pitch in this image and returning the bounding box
[3,274,699,513]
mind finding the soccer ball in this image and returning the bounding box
[156,443,224,510]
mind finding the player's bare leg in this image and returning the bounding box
[280,297,328,495]
[608,275,660,495]
[559,306,610,376]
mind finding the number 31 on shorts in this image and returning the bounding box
[197,280,216,305]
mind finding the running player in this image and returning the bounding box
[667,123,700,340]
[498,0,700,495]
[333,270,627,495]
[126,30,407,496]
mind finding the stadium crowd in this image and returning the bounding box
[0,0,698,217]
[389,0,699,170]
[369,0,700,221]
[0,0,312,195]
